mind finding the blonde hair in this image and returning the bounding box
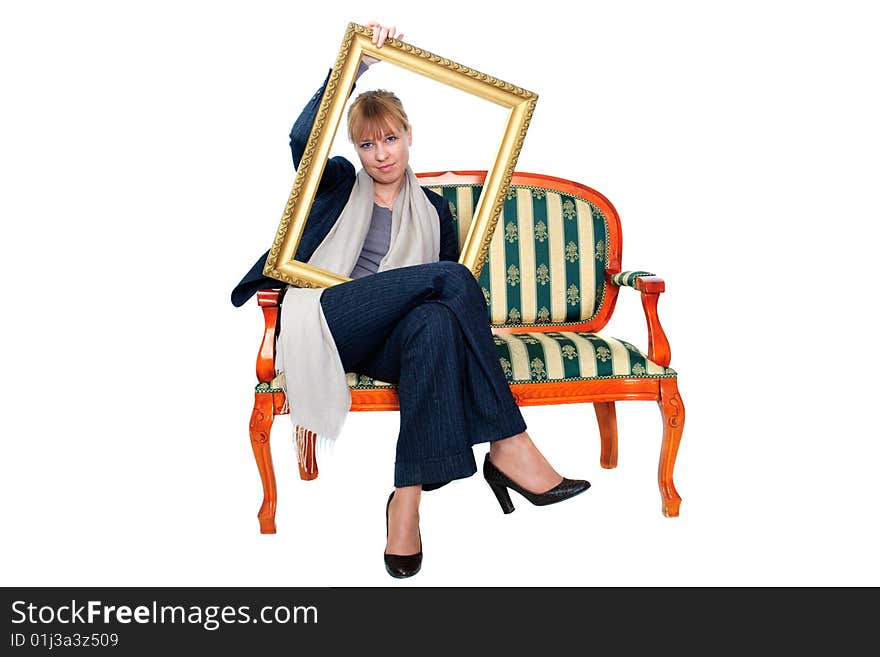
[347,90,410,143]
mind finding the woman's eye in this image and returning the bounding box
[359,142,372,149]
[386,136,397,143]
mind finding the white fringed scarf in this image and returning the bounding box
[276,166,440,456]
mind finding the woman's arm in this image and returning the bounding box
[288,62,370,192]
[288,70,335,171]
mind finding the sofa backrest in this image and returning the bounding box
[419,171,623,334]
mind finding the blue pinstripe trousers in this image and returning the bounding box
[318,261,528,490]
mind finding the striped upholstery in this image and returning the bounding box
[426,184,609,327]
[611,270,654,288]
[340,332,675,389]
[490,332,675,383]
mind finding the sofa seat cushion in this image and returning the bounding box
[490,332,675,383]
[256,332,675,393]
[338,332,675,390]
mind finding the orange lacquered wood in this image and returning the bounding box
[605,271,672,368]
[635,275,671,367]
[349,388,400,412]
[635,275,665,295]
[249,392,277,534]
[657,378,684,517]
[256,289,283,384]
[248,171,685,529]
[641,291,671,368]
[509,379,660,405]
[594,402,618,469]
[346,378,662,412]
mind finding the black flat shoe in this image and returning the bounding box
[483,454,590,514]
[384,491,422,579]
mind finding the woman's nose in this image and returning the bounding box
[374,144,387,160]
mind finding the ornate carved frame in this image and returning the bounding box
[262,22,539,288]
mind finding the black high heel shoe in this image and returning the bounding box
[384,491,422,579]
[483,454,590,514]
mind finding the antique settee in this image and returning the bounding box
[248,170,685,533]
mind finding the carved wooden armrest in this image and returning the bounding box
[608,270,671,367]
[255,288,286,383]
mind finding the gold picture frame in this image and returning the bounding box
[263,22,538,288]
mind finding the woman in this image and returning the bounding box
[232,23,590,578]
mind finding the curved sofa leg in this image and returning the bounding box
[593,401,618,469]
[657,378,685,517]
[249,392,277,534]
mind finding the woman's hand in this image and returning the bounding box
[362,22,404,66]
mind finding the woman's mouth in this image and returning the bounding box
[378,163,394,172]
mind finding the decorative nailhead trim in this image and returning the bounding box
[259,368,677,391]
[507,370,677,384]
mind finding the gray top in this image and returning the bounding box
[349,203,393,279]
[347,60,392,280]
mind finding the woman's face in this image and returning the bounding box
[354,121,413,186]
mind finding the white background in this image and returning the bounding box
[2,0,877,587]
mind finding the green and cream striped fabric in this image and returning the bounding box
[255,380,285,393]
[426,184,609,328]
[490,332,675,383]
[338,332,675,390]
[611,271,654,288]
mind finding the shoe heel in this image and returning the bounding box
[487,480,515,514]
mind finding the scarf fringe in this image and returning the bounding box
[278,371,337,470]
[294,425,309,468]
[294,424,336,471]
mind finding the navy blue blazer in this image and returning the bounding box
[230,71,459,308]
